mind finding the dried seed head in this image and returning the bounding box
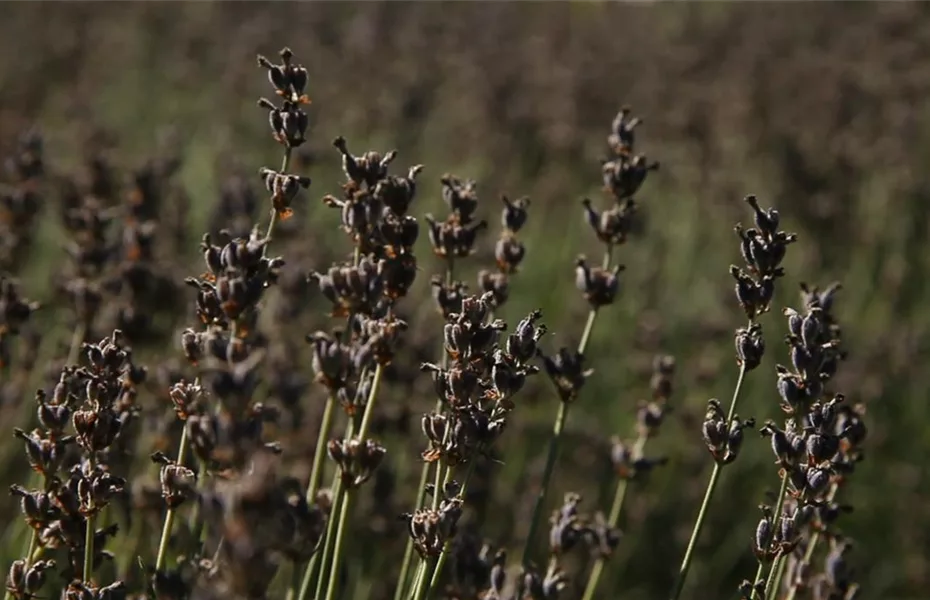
[539,347,593,403]
[500,194,530,233]
[333,136,397,189]
[259,167,311,221]
[327,438,387,489]
[476,269,509,309]
[582,197,637,247]
[574,255,624,308]
[735,322,766,371]
[257,47,310,103]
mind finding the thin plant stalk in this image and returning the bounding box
[580,434,648,600]
[322,490,355,600]
[783,483,839,600]
[306,475,345,600]
[750,472,790,599]
[155,426,190,572]
[321,364,385,600]
[83,456,96,582]
[521,248,612,567]
[305,395,337,503]
[424,457,478,596]
[297,369,367,600]
[668,362,748,600]
[395,259,455,600]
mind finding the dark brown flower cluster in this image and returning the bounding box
[7,330,144,595]
[0,278,40,370]
[419,294,543,468]
[0,128,44,272]
[744,283,865,599]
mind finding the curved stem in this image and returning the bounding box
[669,363,747,600]
[521,247,612,568]
[580,435,647,600]
[155,425,190,572]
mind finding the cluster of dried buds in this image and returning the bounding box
[185,228,283,334]
[402,480,464,559]
[601,106,659,201]
[548,492,620,559]
[0,128,44,271]
[0,278,40,369]
[197,453,327,598]
[732,194,798,320]
[54,147,182,345]
[475,193,531,309]
[610,355,674,481]
[420,294,543,466]
[741,282,865,599]
[6,330,143,596]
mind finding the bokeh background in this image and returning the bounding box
[1,2,929,599]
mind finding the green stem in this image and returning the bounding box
[395,453,435,600]
[67,321,87,366]
[783,483,839,600]
[155,425,190,572]
[83,457,96,582]
[521,247,612,568]
[767,554,788,600]
[425,459,477,596]
[580,435,647,600]
[755,472,790,599]
[323,490,354,600]
[305,395,337,503]
[668,362,747,600]
[397,258,455,599]
[304,477,344,600]
[321,364,385,600]
[357,364,384,440]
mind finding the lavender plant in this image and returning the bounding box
[0,40,871,600]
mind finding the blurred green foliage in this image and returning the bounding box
[1,2,929,599]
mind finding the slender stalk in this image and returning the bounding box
[83,457,96,582]
[580,434,648,600]
[395,259,455,600]
[750,472,790,599]
[155,425,191,572]
[394,460,431,600]
[521,247,612,567]
[305,395,337,503]
[67,321,87,366]
[305,477,344,600]
[424,458,478,596]
[295,336,364,600]
[768,554,789,600]
[321,364,385,600]
[357,364,384,440]
[668,362,748,600]
[783,483,839,600]
[323,491,354,600]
